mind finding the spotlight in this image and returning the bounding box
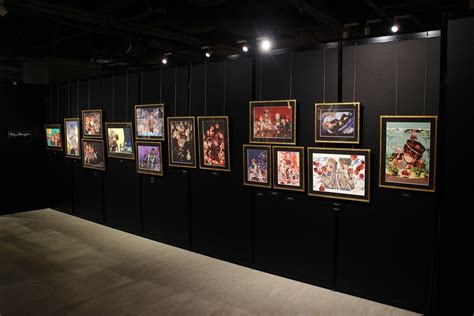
[242,45,249,52]
[237,40,249,53]
[161,57,168,64]
[205,50,212,58]
[260,39,271,52]
[391,24,399,33]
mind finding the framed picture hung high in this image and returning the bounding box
[315,102,360,144]
[379,115,437,192]
[197,116,230,172]
[82,139,106,170]
[44,124,63,151]
[135,104,165,140]
[82,109,103,138]
[243,145,272,188]
[105,122,135,160]
[167,117,196,168]
[272,146,305,192]
[136,141,163,176]
[308,147,370,203]
[64,118,80,158]
[249,100,296,145]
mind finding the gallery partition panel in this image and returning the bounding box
[337,38,440,313]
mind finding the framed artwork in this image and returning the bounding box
[197,116,231,171]
[168,117,196,168]
[82,109,103,138]
[249,100,296,144]
[64,118,80,158]
[315,102,360,144]
[44,124,63,151]
[243,145,271,188]
[379,116,437,192]
[82,139,106,170]
[272,146,305,192]
[105,122,135,160]
[308,147,370,203]
[135,104,165,140]
[136,141,163,176]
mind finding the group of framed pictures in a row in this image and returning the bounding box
[244,100,437,203]
[45,104,232,175]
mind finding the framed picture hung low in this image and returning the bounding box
[136,141,163,176]
[82,109,103,138]
[379,115,437,192]
[315,102,360,144]
[272,146,305,192]
[82,139,106,170]
[242,144,272,188]
[105,122,135,160]
[135,104,165,141]
[197,116,231,172]
[249,100,296,145]
[64,118,80,158]
[44,124,63,151]
[167,117,196,168]
[308,147,370,203]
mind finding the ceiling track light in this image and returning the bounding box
[161,52,172,65]
[391,15,410,33]
[237,40,249,53]
[201,46,212,58]
[256,37,272,52]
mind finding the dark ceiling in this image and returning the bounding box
[0,0,471,70]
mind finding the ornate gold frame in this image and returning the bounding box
[314,102,361,144]
[242,144,272,188]
[167,116,197,169]
[134,103,165,141]
[307,147,371,203]
[249,99,297,145]
[135,141,164,176]
[82,138,106,171]
[272,145,305,192]
[64,118,81,159]
[104,122,135,160]
[379,115,438,193]
[81,109,103,139]
[44,124,64,151]
[197,116,231,172]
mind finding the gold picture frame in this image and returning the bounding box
[105,122,135,160]
[315,102,360,144]
[64,118,81,159]
[135,141,163,176]
[134,104,165,141]
[197,116,231,172]
[272,145,305,192]
[167,116,197,169]
[307,147,371,203]
[249,99,297,145]
[242,144,272,188]
[379,115,437,193]
[82,109,103,139]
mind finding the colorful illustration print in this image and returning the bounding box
[169,118,195,166]
[107,126,133,155]
[247,148,269,184]
[45,126,62,149]
[137,143,162,174]
[276,150,301,186]
[136,105,164,139]
[253,105,293,140]
[384,121,431,186]
[82,140,105,169]
[312,153,366,196]
[200,118,228,168]
[319,109,355,137]
[65,120,79,157]
[83,111,102,137]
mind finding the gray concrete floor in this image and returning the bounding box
[0,209,420,315]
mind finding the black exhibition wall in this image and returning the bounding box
[1,82,47,215]
[43,20,473,314]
